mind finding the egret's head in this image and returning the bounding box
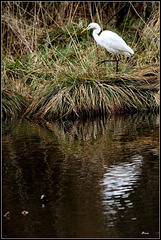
[81,23,101,33]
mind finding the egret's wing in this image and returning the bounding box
[99,31,133,55]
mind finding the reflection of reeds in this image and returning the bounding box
[31,112,159,173]
[36,112,159,146]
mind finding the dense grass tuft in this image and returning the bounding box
[23,67,159,120]
[2,88,29,120]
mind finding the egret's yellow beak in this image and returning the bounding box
[81,27,89,33]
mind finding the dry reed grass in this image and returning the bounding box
[2,2,159,120]
[2,87,29,120]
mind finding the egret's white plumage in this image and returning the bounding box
[81,23,134,57]
[81,23,134,72]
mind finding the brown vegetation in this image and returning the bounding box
[2,2,159,120]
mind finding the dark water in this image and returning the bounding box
[2,113,159,238]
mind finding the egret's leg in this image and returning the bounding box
[116,59,119,73]
[114,56,120,73]
[96,59,116,66]
[97,56,120,73]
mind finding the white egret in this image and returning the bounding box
[81,23,134,72]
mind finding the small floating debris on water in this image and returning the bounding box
[4,211,10,220]
[4,211,10,218]
[21,210,29,216]
[41,194,49,204]
[40,194,49,207]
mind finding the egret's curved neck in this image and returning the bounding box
[92,27,101,44]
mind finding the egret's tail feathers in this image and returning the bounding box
[126,46,134,56]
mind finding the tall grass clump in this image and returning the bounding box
[2,2,159,121]
[23,66,159,120]
[2,88,28,121]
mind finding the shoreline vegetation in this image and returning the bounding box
[2,2,159,121]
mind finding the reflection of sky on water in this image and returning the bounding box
[100,155,143,222]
